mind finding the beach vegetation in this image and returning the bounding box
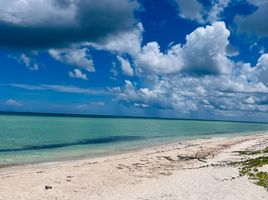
[234,147,268,191]
[237,147,268,155]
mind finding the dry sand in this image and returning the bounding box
[1,133,268,200]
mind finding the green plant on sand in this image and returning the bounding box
[237,147,268,155]
[235,147,268,191]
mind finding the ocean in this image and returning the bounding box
[0,113,267,165]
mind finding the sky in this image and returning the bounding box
[0,0,268,122]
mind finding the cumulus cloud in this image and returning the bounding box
[97,21,232,76]
[252,53,268,85]
[117,56,134,77]
[182,21,233,75]
[235,1,268,37]
[69,69,88,80]
[136,42,184,75]
[114,80,172,110]
[112,79,200,112]
[113,69,268,115]
[0,0,138,49]
[135,22,233,75]
[110,49,268,116]
[49,48,95,72]
[82,19,268,117]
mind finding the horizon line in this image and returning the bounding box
[0,111,267,124]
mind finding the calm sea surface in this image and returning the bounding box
[0,114,267,165]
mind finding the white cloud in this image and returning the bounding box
[77,19,268,119]
[136,42,184,75]
[76,102,105,109]
[236,54,268,88]
[110,62,119,80]
[40,84,105,95]
[182,21,233,75]
[69,69,88,80]
[8,53,39,71]
[135,21,232,75]
[134,103,149,108]
[111,50,268,115]
[90,21,233,76]
[253,53,268,85]
[176,0,204,23]
[176,0,231,23]
[4,84,109,95]
[114,80,173,110]
[5,99,23,107]
[49,48,95,72]
[243,96,257,104]
[117,56,134,76]
[20,54,30,66]
[20,54,39,71]
[89,23,143,56]
[207,0,231,23]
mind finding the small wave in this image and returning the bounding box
[0,136,145,152]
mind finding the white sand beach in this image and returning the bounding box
[1,133,268,200]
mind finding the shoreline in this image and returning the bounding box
[0,132,266,171]
[1,131,266,169]
[1,133,268,199]
[0,135,217,172]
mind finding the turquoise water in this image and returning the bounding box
[0,114,268,165]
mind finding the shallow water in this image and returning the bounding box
[0,114,267,165]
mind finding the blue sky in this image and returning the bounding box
[0,0,268,122]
